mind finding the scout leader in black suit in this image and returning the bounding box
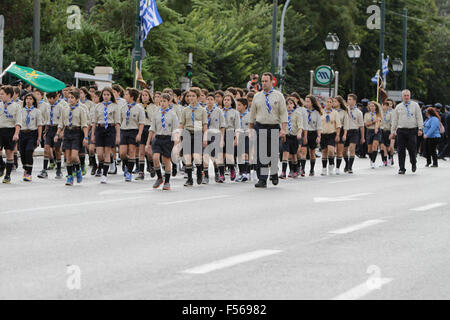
[249,72,288,188]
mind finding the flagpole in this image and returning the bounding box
[134,61,138,88]
[0,61,16,80]
[376,69,380,103]
[132,0,141,87]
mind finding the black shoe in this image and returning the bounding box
[425,163,431,167]
[255,180,267,188]
[214,172,220,183]
[398,169,406,175]
[0,166,5,178]
[91,165,97,176]
[344,166,348,173]
[431,164,438,167]
[412,164,417,173]
[150,167,156,178]
[270,174,279,186]
[348,169,353,174]
[196,173,203,185]
[95,167,102,177]
[184,178,194,187]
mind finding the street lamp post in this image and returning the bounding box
[392,58,404,90]
[324,33,340,98]
[347,43,361,94]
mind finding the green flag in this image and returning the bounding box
[6,64,66,93]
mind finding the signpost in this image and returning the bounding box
[310,66,338,100]
[314,65,333,86]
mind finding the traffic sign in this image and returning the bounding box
[272,76,277,87]
[314,65,333,86]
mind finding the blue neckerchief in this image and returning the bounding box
[3,100,14,119]
[263,89,274,113]
[350,106,357,120]
[287,109,294,133]
[25,106,34,126]
[404,102,412,118]
[370,111,376,122]
[39,99,44,105]
[69,103,79,128]
[126,102,136,126]
[189,104,200,124]
[240,108,249,128]
[307,109,313,124]
[103,101,112,128]
[206,105,216,127]
[223,106,232,122]
[325,108,333,123]
[160,107,168,129]
[383,110,389,122]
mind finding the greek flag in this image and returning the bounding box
[371,56,389,84]
[140,0,163,41]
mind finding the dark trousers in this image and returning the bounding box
[255,122,280,182]
[397,128,418,170]
[438,135,450,157]
[425,138,439,165]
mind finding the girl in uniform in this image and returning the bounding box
[91,87,120,184]
[280,98,303,179]
[55,89,89,185]
[136,89,156,180]
[380,101,393,167]
[89,90,102,175]
[78,87,93,176]
[19,93,43,181]
[320,98,341,176]
[364,101,382,169]
[33,90,49,149]
[235,98,252,182]
[221,94,240,182]
[203,93,225,184]
[299,95,323,176]
[177,88,208,186]
[146,93,179,190]
[119,88,145,182]
[333,96,349,175]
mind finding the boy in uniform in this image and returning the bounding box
[320,98,341,175]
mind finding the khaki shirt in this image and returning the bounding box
[20,107,44,131]
[141,103,158,126]
[170,104,183,120]
[364,112,380,130]
[43,100,65,126]
[93,102,120,125]
[304,109,323,131]
[237,109,251,135]
[38,99,49,117]
[206,106,225,132]
[250,89,288,125]
[336,108,350,131]
[58,104,88,129]
[150,108,179,136]
[348,106,364,130]
[116,97,127,108]
[294,107,308,130]
[287,109,303,136]
[380,110,392,131]
[0,100,23,128]
[180,104,208,132]
[223,108,240,130]
[321,109,341,134]
[391,101,424,132]
[119,103,146,130]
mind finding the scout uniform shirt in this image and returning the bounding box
[20,106,43,131]
[150,108,179,136]
[206,105,225,133]
[141,103,158,127]
[347,106,364,130]
[380,109,392,131]
[294,106,308,131]
[250,89,288,125]
[287,109,303,136]
[391,100,424,132]
[180,104,208,132]
[80,99,95,123]
[93,101,120,126]
[237,108,251,136]
[38,99,49,118]
[119,102,146,130]
[336,108,350,132]
[43,99,65,126]
[169,104,183,120]
[321,108,341,134]
[58,103,88,129]
[0,100,23,128]
[364,112,380,130]
[304,109,323,131]
[223,107,240,130]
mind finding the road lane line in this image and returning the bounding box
[410,202,447,212]
[0,196,147,215]
[314,193,372,203]
[328,178,363,184]
[158,195,231,205]
[329,219,386,234]
[182,250,282,274]
[332,278,393,300]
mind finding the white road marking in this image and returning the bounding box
[314,193,372,203]
[329,219,386,234]
[410,202,447,212]
[0,196,147,215]
[328,178,363,184]
[182,250,282,274]
[332,278,393,300]
[158,195,231,205]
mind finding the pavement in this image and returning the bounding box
[0,155,449,300]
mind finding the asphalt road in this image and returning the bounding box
[1,155,449,300]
